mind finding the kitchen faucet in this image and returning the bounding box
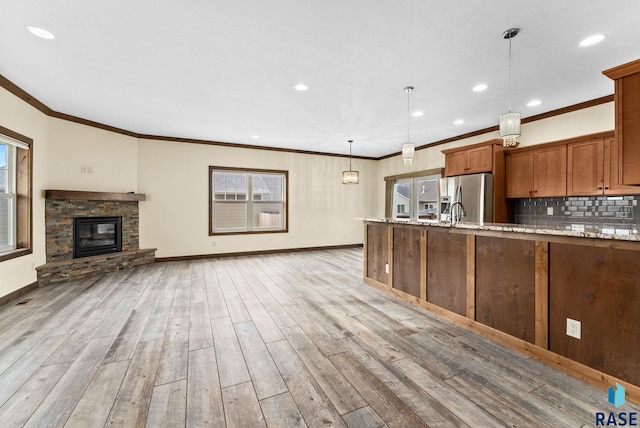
[449,200,466,224]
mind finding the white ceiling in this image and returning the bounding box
[2,1,640,158]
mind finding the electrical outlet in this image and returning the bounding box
[87,166,93,174]
[80,165,87,174]
[547,207,554,215]
[212,241,216,247]
[566,318,581,339]
[385,263,389,274]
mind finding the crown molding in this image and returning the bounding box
[1,74,612,161]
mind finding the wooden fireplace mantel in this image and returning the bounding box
[45,190,146,202]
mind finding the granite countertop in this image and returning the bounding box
[359,218,640,242]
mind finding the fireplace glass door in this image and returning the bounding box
[73,216,122,258]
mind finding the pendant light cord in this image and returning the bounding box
[404,86,413,144]
[503,28,519,113]
[349,140,353,171]
[407,88,411,143]
[508,36,512,113]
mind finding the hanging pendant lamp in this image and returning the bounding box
[402,86,415,165]
[499,28,521,148]
[342,140,359,184]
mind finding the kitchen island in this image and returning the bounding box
[363,218,640,402]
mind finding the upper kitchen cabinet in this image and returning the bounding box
[567,133,640,195]
[442,142,494,177]
[442,140,511,222]
[567,137,606,195]
[603,58,640,186]
[534,146,567,197]
[505,150,533,198]
[506,145,567,198]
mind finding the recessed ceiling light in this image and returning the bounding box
[579,34,605,47]
[26,25,55,40]
[412,111,423,117]
[473,83,489,92]
[453,119,464,125]
[294,83,308,91]
[527,99,542,107]
[251,135,259,139]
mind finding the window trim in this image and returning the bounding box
[0,125,33,263]
[209,166,288,236]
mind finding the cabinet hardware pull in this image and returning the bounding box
[597,187,603,190]
[604,187,609,189]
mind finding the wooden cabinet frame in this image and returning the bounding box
[567,134,640,196]
[362,220,640,404]
[506,131,640,198]
[442,141,495,177]
[506,145,567,198]
[604,58,640,186]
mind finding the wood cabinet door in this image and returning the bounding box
[534,146,567,197]
[466,145,493,174]
[445,151,468,177]
[605,137,640,195]
[505,151,534,198]
[567,139,604,196]
[620,72,640,185]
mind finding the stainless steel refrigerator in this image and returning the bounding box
[439,173,493,223]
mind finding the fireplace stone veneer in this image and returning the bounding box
[37,190,155,286]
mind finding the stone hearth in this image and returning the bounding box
[36,190,156,286]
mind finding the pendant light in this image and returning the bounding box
[499,28,521,148]
[342,140,359,184]
[402,86,415,165]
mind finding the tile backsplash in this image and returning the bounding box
[514,195,640,231]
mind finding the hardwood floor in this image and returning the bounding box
[0,248,636,427]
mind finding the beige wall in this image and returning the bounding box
[137,139,378,257]
[0,83,615,299]
[0,88,49,298]
[46,119,138,192]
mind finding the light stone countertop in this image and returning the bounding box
[359,218,640,242]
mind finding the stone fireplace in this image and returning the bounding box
[37,190,156,286]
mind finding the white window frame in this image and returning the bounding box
[209,166,288,235]
[0,142,17,253]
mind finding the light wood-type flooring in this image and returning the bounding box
[0,248,637,427]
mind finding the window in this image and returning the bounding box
[385,168,443,222]
[0,126,32,262]
[209,166,288,235]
